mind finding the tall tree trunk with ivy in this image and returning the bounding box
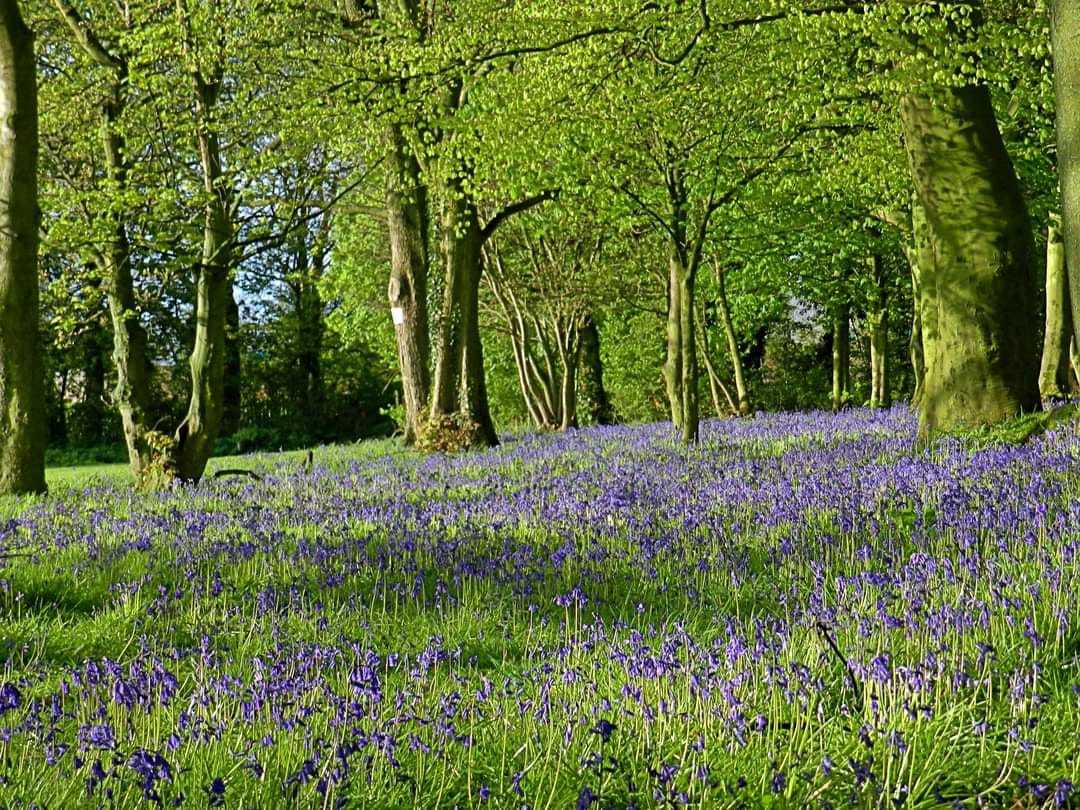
[0,0,45,495]
[428,180,498,446]
[900,86,1040,439]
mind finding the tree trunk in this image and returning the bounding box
[900,86,1040,438]
[716,269,750,416]
[80,325,108,440]
[104,228,155,476]
[1051,1,1080,356]
[0,0,45,495]
[663,254,684,430]
[1040,221,1073,400]
[678,267,699,443]
[221,285,241,436]
[97,69,156,477]
[577,313,614,425]
[831,298,851,411]
[385,126,430,444]
[1071,337,1080,392]
[297,276,324,423]
[699,315,738,416]
[429,184,497,445]
[905,241,926,409]
[557,319,580,431]
[173,67,233,482]
[867,254,890,408]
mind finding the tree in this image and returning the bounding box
[483,214,605,431]
[1039,218,1072,400]
[1051,1,1080,357]
[44,0,287,482]
[583,19,806,444]
[0,0,46,495]
[901,85,1040,437]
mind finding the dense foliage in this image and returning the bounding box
[7,0,1067,473]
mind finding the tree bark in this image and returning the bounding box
[79,324,108,441]
[221,285,241,436]
[52,2,158,478]
[867,254,890,408]
[1051,1,1080,356]
[905,242,926,409]
[1040,221,1073,400]
[385,125,430,444]
[831,296,851,411]
[0,0,45,494]
[900,86,1040,438]
[716,268,750,416]
[663,253,684,430]
[429,183,497,445]
[173,10,234,482]
[678,266,698,443]
[556,317,580,431]
[577,313,614,425]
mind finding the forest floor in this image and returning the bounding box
[0,407,1077,808]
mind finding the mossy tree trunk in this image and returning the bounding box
[53,0,156,478]
[172,0,235,482]
[429,181,499,445]
[0,0,45,495]
[428,159,553,447]
[1051,1,1080,356]
[900,86,1040,439]
[1039,221,1073,400]
[660,163,704,444]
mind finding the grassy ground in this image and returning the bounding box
[0,410,1077,808]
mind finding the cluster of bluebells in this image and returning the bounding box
[0,406,1077,807]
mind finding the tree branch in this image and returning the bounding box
[480,190,558,244]
[51,0,123,70]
